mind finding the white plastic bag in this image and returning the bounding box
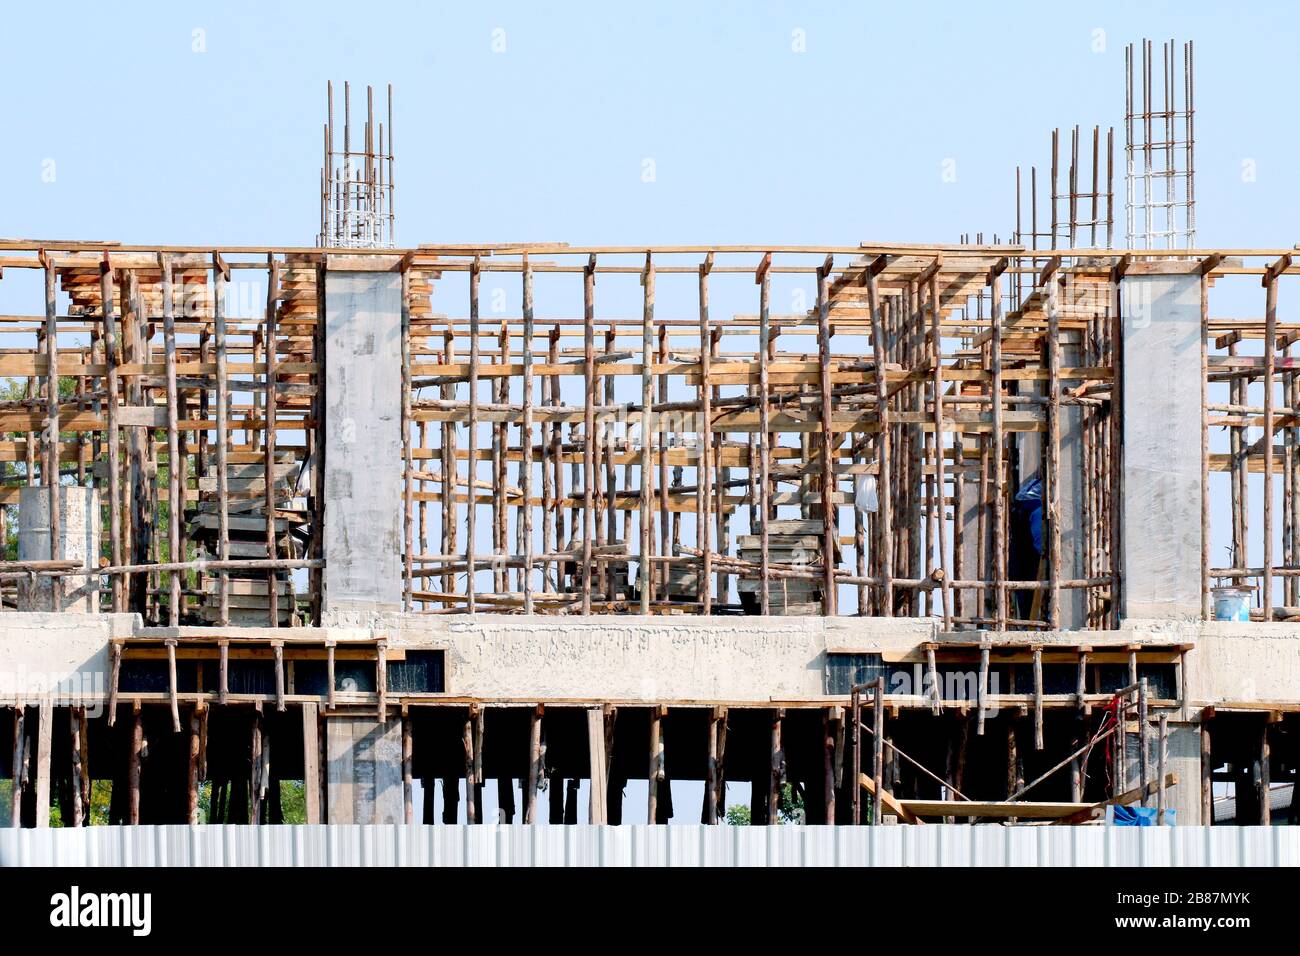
[854,474,879,514]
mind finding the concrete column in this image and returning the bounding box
[1120,272,1203,620]
[322,269,404,624]
[18,486,99,613]
[325,716,404,824]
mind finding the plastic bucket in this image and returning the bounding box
[1210,586,1252,622]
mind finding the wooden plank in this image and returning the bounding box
[587,706,607,824]
[302,701,321,824]
[857,772,922,824]
[34,697,52,828]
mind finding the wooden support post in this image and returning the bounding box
[101,257,124,612]
[376,641,387,722]
[1046,273,1062,628]
[1200,710,1213,826]
[525,704,543,824]
[850,687,861,824]
[128,702,143,825]
[927,645,941,716]
[1259,717,1271,826]
[325,641,335,709]
[106,643,122,726]
[187,705,202,824]
[166,639,180,732]
[262,256,279,625]
[640,255,655,615]
[1033,646,1044,750]
[926,269,952,626]
[462,705,478,824]
[521,259,535,613]
[273,641,286,713]
[815,258,837,615]
[402,712,414,825]
[872,680,884,826]
[302,702,321,824]
[9,703,23,827]
[823,707,838,824]
[705,707,719,824]
[69,706,85,827]
[580,256,597,614]
[1262,261,1286,616]
[699,256,714,614]
[648,704,664,823]
[466,258,480,612]
[402,265,414,611]
[768,708,784,825]
[34,698,51,828]
[159,255,182,625]
[250,705,263,824]
[1157,713,1168,825]
[756,253,771,614]
[218,640,229,706]
[989,264,1007,630]
[976,643,990,735]
[866,261,893,614]
[587,707,607,824]
[213,255,231,625]
[1138,679,1150,807]
[42,259,61,610]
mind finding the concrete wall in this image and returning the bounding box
[323,271,404,624]
[0,613,132,701]
[1120,273,1204,620]
[18,486,99,613]
[326,716,404,825]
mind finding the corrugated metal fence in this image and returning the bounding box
[2,825,1297,866]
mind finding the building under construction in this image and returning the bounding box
[0,46,1296,833]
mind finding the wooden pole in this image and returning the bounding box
[587,707,607,824]
[42,258,61,610]
[166,639,181,732]
[867,262,893,614]
[1200,710,1213,825]
[648,704,664,822]
[815,259,837,615]
[521,259,535,613]
[525,703,543,824]
[213,255,231,626]
[402,265,413,611]
[264,256,280,626]
[699,256,714,613]
[101,257,124,612]
[466,258,480,612]
[187,705,202,824]
[69,706,85,827]
[768,708,784,824]
[128,703,143,825]
[582,256,596,614]
[1046,272,1062,628]
[756,254,772,614]
[640,255,655,614]
[927,270,952,626]
[871,678,884,826]
[989,263,1008,630]
[402,713,414,824]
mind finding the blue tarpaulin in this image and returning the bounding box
[1109,805,1176,826]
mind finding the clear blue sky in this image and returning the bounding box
[1,0,1296,249]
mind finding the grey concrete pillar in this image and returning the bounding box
[325,716,404,824]
[1120,272,1203,620]
[322,269,404,624]
[18,486,99,613]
